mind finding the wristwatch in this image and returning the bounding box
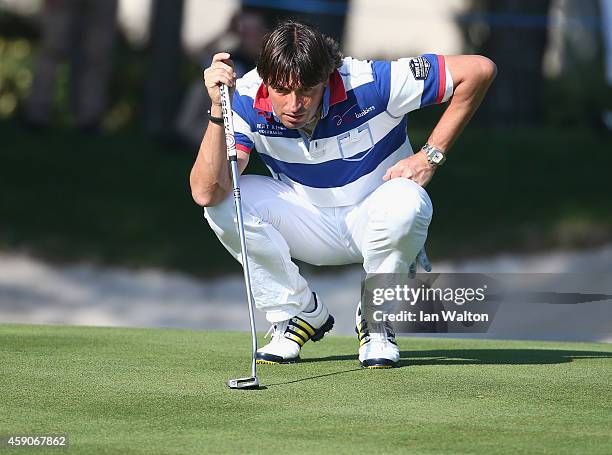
[422,143,447,166]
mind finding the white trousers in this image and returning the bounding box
[205,175,433,323]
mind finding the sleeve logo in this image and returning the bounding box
[409,56,431,80]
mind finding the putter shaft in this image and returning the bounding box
[220,83,259,387]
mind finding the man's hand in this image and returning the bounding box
[383,150,436,187]
[203,52,237,106]
[409,247,432,278]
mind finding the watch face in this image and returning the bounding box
[433,151,444,163]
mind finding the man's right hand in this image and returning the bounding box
[203,52,237,106]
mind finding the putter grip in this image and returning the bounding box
[220,84,237,160]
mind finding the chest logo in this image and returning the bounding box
[332,104,376,126]
[355,106,376,118]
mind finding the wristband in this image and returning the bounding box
[207,109,224,125]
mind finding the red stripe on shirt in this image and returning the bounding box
[435,55,446,104]
[235,143,251,154]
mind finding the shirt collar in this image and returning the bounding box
[253,83,273,112]
[253,69,347,118]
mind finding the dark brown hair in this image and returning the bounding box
[257,21,343,90]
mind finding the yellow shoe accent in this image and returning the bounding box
[256,359,280,365]
[292,317,316,337]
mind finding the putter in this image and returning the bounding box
[220,83,260,390]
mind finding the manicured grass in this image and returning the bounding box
[1,120,611,276]
[1,323,611,454]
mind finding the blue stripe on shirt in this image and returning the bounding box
[235,132,253,150]
[258,117,407,188]
[232,89,259,131]
[371,60,391,105]
[314,83,387,140]
[420,54,440,107]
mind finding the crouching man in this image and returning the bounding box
[190,21,496,368]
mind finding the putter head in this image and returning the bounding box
[226,376,260,389]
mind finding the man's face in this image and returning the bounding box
[267,82,326,129]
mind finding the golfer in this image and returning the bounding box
[190,21,496,368]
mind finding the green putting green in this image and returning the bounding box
[1,323,611,454]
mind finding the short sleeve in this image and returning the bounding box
[231,89,255,153]
[374,54,454,117]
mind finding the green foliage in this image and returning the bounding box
[0,36,34,118]
[103,37,149,131]
[543,59,612,128]
[0,120,611,276]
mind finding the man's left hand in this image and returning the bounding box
[383,150,435,187]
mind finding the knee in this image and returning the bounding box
[370,178,433,245]
[204,192,236,236]
[203,175,265,236]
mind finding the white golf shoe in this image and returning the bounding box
[256,293,334,364]
[356,304,399,368]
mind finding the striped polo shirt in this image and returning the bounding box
[232,55,454,207]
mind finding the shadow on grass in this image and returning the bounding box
[264,368,363,387]
[301,349,612,368]
[260,349,612,387]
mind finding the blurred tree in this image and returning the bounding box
[144,0,184,138]
[0,36,35,119]
[240,0,350,45]
[24,0,118,130]
[461,0,551,126]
